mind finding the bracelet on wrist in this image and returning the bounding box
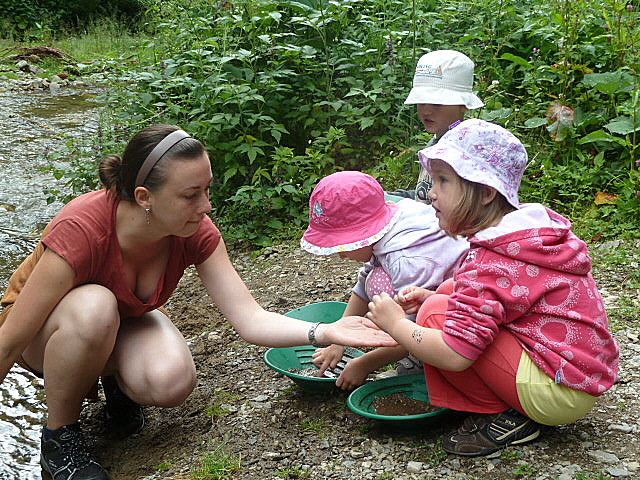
[307,322,329,348]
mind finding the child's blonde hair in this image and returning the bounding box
[446,176,516,238]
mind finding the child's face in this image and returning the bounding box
[417,104,467,138]
[338,245,374,262]
[427,159,463,232]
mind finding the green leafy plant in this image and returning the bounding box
[31,0,640,246]
[513,462,538,476]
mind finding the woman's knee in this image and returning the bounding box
[143,358,197,407]
[56,285,120,342]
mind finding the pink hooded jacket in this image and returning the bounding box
[443,204,619,396]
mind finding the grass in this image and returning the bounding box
[190,443,241,480]
[206,388,241,418]
[53,19,147,62]
[299,417,331,434]
[277,466,311,478]
[0,17,153,81]
[154,459,176,472]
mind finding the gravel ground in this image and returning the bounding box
[74,238,640,480]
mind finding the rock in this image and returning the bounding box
[587,450,620,463]
[349,449,364,458]
[28,64,45,74]
[16,60,29,70]
[605,466,630,477]
[608,423,634,433]
[406,461,423,473]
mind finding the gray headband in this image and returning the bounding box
[135,129,191,187]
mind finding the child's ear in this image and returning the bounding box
[480,185,498,206]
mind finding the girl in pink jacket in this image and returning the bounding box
[367,119,619,457]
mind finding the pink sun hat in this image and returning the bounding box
[418,119,528,208]
[301,171,401,255]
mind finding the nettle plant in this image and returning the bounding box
[110,0,428,244]
[430,0,639,238]
[44,0,639,245]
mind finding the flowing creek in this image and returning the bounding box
[0,82,103,479]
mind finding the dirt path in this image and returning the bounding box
[80,241,639,480]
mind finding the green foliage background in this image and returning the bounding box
[8,0,639,246]
[0,0,149,37]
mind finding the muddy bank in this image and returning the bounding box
[77,242,640,480]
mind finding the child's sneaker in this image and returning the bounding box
[40,423,109,480]
[443,408,542,456]
[374,355,424,379]
[102,376,145,436]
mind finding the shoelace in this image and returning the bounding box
[58,428,94,468]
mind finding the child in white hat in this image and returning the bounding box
[367,119,619,457]
[300,171,468,390]
[391,50,484,203]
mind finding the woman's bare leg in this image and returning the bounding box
[21,284,120,430]
[104,308,196,407]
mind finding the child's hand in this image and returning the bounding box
[397,286,435,314]
[366,292,407,333]
[312,344,345,375]
[335,357,370,391]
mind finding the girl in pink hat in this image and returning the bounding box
[367,119,620,457]
[301,171,468,390]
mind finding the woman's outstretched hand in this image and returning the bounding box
[366,292,407,333]
[320,316,398,347]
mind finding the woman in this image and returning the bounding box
[0,124,394,480]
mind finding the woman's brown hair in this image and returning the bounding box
[98,124,206,201]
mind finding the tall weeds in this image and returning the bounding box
[35,0,640,244]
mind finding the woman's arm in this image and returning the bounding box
[366,292,472,371]
[196,239,396,348]
[0,248,75,382]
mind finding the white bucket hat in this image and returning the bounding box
[418,119,528,208]
[405,50,484,109]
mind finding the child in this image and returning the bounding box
[301,171,469,390]
[367,119,620,456]
[391,50,484,203]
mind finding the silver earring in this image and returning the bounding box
[145,207,152,225]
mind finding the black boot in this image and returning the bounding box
[102,376,145,436]
[40,423,109,480]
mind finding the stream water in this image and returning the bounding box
[0,83,103,479]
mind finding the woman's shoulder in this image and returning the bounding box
[54,190,113,221]
[47,190,115,241]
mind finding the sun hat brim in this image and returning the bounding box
[419,145,520,209]
[301,202,401,256]
[404,87,484,109]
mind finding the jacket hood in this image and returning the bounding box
[470,203,592,275]
[374,199,453,255]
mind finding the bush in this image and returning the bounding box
[0,0,150,38]
[42,0,640,246]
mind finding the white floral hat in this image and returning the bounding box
[418,119,528,208]
[405,50,484,109]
